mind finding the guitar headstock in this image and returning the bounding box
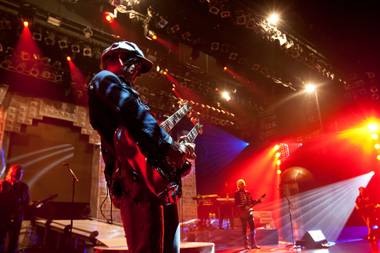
[178,100,191,111]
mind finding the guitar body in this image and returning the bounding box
[113,127,171,200]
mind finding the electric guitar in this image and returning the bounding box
[239,194,266,218]
[112,103,202,204]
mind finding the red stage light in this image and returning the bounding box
[66,56,72,62]
[104,12,114,23]
[23,20,29,27]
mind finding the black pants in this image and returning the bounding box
[240,214,256,247]
[119,169,180,253]
[0,220,22,253]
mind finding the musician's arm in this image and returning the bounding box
[92,71,185,166]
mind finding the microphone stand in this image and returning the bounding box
[283,189,301,251]
[65,164,79,244]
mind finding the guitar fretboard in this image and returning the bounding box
[184,123,202,143]
[160,104,191,133]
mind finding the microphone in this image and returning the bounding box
[69,168,79,182]
[64,163,79,182]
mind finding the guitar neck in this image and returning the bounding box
[160,104,190,133]
[183,123,202,143]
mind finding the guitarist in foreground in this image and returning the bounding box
[234,179,262,250]
[88,41,196,253]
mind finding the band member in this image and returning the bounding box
[355,186,374,240]
[234,179,260,249]
[0,164,30,253]
[87,41,195,253]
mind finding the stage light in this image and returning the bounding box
[66,56,71,62]
[44,33,55,46]
[47,16,61,27]
[277,169,282,174]
[71,44,80,53]
[221,90,231,101]
[372,133,379,140]
[156,16,168,29]
[210,42,220,51]
[104,11,115,23]
[267,12,280,26]
[305,83,316,93]
[368,122,379,133]
[274,144,280,151]
[220,10,231,18]
[58,38,68,49]
[23,20,29,27]
[377,154,380,161]
[223,66,228,71]
[375,143,380,150]
[276,160,281,166]
[275,152,281,158]
[83,46,92,57]
[83,26,93,38]
[32,31,42,41]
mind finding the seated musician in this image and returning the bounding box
[355,186,375,240]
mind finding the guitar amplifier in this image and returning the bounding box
[256,228,279,245]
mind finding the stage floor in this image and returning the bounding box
[217,240,379,253]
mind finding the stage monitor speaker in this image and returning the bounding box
[299,230,328,249]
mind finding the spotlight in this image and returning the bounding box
[156,16,168,29]
[20,51,31,61]
[209,6,220,15]
[145,30,157,41]
[377,154,380,161]
[66,56,72,62]
[210,42,220,51]
[275,152,281,158]
[71,44,80,53]
[170,24,180,34]
[104,11,115,23]
[83,26,93,38]
[228,52,238,61]
[305,83,316,93]
[29,67,39,77]
[236,14,247,25]
[44,33,55,46]
[220,10,231,18]
[220,90,231,101]
[372,133,379,140]
[41,70,52,79]
[277,169,282,174]
[375,143,380,150]
[23,20,29,28]
[47,16,61,27]
[368,122,379,133]
[223,66,228,71]
[32,31,42,41]
[58,38,69,49]
[267,12,280,26]
[83,46,92,57]
[274,144,280,151]
[276,160,281,166]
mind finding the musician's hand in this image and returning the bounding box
[178,142,196,160]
